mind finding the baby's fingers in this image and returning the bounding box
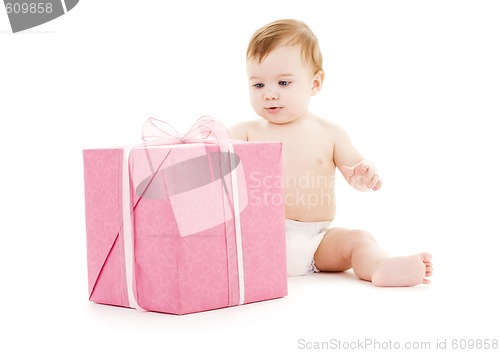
[368,173,378,189]
[372,179,383,191]
[365,166,376,181]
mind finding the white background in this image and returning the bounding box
[1,1,499,352]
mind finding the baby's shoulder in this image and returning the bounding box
[228,119,261,141]
[310,116,347,136]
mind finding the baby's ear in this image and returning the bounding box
[311,70,325,96]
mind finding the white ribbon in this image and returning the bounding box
[122,117,246,310]
[122,145,143,311]
[227,143,245,305]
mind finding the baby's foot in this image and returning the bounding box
[371,253,433,287]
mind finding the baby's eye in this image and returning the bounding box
[253,83,264,88]
[278,80,291,86]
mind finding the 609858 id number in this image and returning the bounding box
[451,338,498,350]
[5,2,53,14]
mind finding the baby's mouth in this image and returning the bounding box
[265,106,282,112]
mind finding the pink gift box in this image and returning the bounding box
[83,127,287,314]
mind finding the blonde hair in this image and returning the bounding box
[246,19,323,74]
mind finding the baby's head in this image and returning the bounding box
[246,19,325,124]
[247,19,323,76]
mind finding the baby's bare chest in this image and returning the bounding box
[280,136,336,180]
[249,126,336,169]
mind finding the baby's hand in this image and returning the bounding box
[340,160,382,192]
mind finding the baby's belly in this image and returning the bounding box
[284,187,336,222]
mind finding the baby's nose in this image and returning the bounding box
[264,90,278,100]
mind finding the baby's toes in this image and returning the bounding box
[425,263,433,275]
[420,252,432,264]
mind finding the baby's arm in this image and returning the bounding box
[332,125,382,192]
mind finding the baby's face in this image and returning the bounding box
[247,45,319,124]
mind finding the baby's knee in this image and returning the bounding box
[349,229,377,246]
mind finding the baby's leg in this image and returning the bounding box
[314,228,432,287]
[371,253,433,287]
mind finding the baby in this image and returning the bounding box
[230,19,432,286]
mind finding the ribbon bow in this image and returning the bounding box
[141,116,230,146]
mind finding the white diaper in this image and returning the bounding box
[285,219,332,276]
